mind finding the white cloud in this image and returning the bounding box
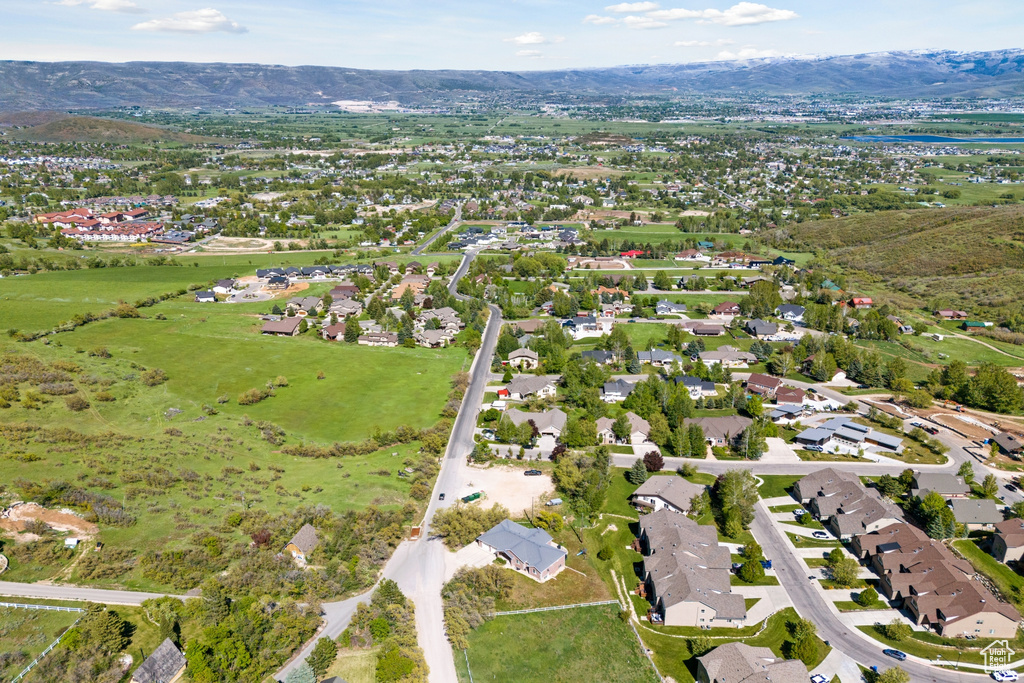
[674,38,734,47]
[622,15,668,29]
[716,46,781,59]
[131,8,247,33]
[56,0,144,13]
[583,14,618,25]
[605,1,660,12]
[507,31,545,45]
[516,49,543,58]
[648,3,797,26]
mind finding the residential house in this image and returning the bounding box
[745,373,784,398]
[331,298,364,318]
[851,297,873,309]
[581,349,615,365]
[680,321,726,337]
[503,408,567,439]
[809,480,904,540]
[266,275,289,290]
[285,524,319,563]
[562,315,612,339]
[656,300,689,316]
[503,376,557,400]
[673,375,717,400]
[638,509,746,627]
[769,404,810,423]
[775,304,805,323]
[852,522,1021,638]
[415,329,452,348]
[745,319,778,339]
[993,518,1024,563]
[696,643,805,683]
[637,349,684,367]
[322,323,346,341]
[510,319,545,334]
[699,346,756,369]
[631,476,706,515]
[597,412,650,444]
[683,416,753,448]
[507,348,540,370]
[358,332,399,347]
[287,296,323,316]
[212,279,236,294]
[477,519,567,582]
[949,498,1002,531]
[194,290,216,303]
[993,432,1024,458]
[910,473,970,499]
[794,468,861,503]
[674,249,709,262]
[262,318,302,337]
[602,379,635,403]
[936,309,968,320]
[131,638,187,683]
[794,417,903,456]
[774,387,806,406]
[711,302,741,316]
[331,283,361,299]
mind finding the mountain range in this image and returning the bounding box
[2,49,1024,111]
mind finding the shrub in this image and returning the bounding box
[140,368,168,386]
[882,618,912,642]
[597,544,614,561]
[238,388,271,405]
[89,347,111,358]
[275,375,289,387]
[857,586,879,606]
[65,394,90,412]
[93,391,115,402]
[643,450,664,472]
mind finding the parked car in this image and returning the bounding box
[793,508,807,516]
[810,675,827,683]
[438,493,445,501]
[812,531,830,539]
[806,445,824,452]
[1007,483,1018,492]
[992,671,1018,682]
[923,426,940,435]
[524,469,542,476]
[883,649,907,661]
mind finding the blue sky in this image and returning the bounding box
[1,0,1021,70]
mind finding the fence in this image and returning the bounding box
[2,602,85,682]
[492,599,620,617]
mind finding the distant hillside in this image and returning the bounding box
[8,116,209,144]
[0,110,70,127]
[772,206,1024,313]
[1,49,1024,110]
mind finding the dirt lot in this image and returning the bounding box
[460,464,554,516]
[0,503,97,539]
[199,236,277,252]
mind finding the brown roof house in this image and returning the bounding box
[993,518,1024,563]
[794,468,861,503]
[596,412,651,445]
[630,476,707,515]
[285,524,319,565]
[696,642,805,683]
[638,509,746,627]
[261,317,302,337]
[745,373,784,398]
[852,522,1021,638]
[683,416,753,448]
[993,432,1024,458]
[132,638,186,683]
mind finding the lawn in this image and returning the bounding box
[857,624,998,665]
[781,516,825,530]
[639,607,829,683]
[0,606,81,681]
[325,647,377,683]
[795,450,867,463]
[786,532,841,549]
[953,539,1024,609]
[455,605,659,683]
[757,475,801,500]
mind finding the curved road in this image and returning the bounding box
[412,203,462,256]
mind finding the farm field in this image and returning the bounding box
[454,605,658,683]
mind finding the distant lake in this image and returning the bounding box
[842,135,1024,143]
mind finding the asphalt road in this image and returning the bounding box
[412,203,461,256]
[276,247,497,683]
[0,581,186,606]
[752,503,989,682]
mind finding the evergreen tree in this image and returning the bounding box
[285,662,316,683]
[307,637,337,679]
[344,316,361,343]
[626,458,648,485]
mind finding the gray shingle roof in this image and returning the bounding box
[288,523,319,555]
[478,519,566,574]
[132,638,186,683]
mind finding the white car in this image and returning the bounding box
[810,675,827,683]
[992,672,1019,682]
[812,531,830,539]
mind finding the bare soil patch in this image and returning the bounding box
[462,465,554,516]
[0,503,98,538]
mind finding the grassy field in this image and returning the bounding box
[325,647,377,683]
[0,606,81,681]
[857,623,1000,665]
[757,475,801,500]
[953,538,1024,609]
[0,296,464,590]
[455,605,659,683]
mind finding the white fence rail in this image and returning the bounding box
[2,602,86,682]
